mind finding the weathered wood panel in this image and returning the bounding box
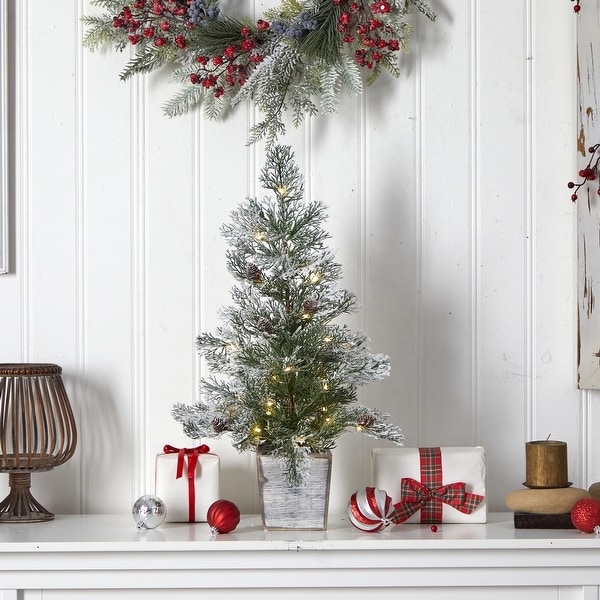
[577,0,600,388]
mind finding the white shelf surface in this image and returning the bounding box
[0,512,596,551]
[0,513,599,592]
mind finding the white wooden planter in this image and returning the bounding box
[256,449,332,530]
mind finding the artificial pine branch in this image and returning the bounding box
[337,53,364,95]
[299,0,344,60]
[119,47,177,81]
[407,0,437,21]
[202,91,227,121]
[185,16,252,57]
[319,64,343,113]
[162,86,206,118]
[81,16,123,51]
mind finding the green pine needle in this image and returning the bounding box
[119,47,177,81]
[163,86,206,118]
[299,0,344,61]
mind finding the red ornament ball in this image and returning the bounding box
[430,525,438,532]
[207,499,240,534]
[571,498,600,533]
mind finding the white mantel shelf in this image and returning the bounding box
[1,512,600,598]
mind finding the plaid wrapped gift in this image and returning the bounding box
[372,446,487,524]
[154,444,220,523]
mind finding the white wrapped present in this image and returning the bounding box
[155,444,219,523]
[372,446,487,523]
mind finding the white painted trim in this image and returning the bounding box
[0,1,8,274]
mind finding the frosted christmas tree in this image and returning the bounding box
[172,145,403,484]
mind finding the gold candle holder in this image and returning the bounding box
[524,440,570,489]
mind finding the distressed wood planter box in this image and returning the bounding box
[256,449,332,531]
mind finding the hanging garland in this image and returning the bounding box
[83,0,435,142]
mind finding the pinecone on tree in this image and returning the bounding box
[356,414,376,429]
[246,263,263,283]
[256,317,274,334]
[303,297,319,315]
[212,417,229,433]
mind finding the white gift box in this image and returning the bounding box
[154,447,220,523]
[371,446,487,523]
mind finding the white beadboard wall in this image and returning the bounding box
[0,0,583,516]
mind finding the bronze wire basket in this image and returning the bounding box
[0,364,77,522]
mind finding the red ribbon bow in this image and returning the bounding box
[391,447,485,524]
[163,444,210,522]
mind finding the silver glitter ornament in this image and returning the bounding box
[132,495,167,529]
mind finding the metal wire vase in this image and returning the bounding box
[0,364,77,522]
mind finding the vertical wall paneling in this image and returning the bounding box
[419,0,473,445]
[581,389,592,486]
[193,65,262,511]
[17,0,30,361]
[0,0,581,514]
[80,0,138,512]
[357,90,369,489]
[304,97,365,512]
[131,73,148,499]
[74,0,86,513]
[532,2,580,482]
[476,0,530,506]
[0,0,8,275]
[24,0,81,511]
[470,0,480,444]
[525,0,535,444]
[0,0,29,383]
[414,12,424,447]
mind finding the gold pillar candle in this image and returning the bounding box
[524,440,569,488]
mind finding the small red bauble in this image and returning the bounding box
[430,525,438,532]
[571,498,600,533]
[207,499,240,534]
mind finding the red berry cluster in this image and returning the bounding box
[112,0,190,48]
[189,22,268,98]
[568,143,600,201]
[333,0,401,69]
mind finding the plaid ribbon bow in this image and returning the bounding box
[163,444,210,522]
[391,447,484,524]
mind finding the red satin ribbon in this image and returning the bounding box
[163,444,210,522]
[391,447,484,524]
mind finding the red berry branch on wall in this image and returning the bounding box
[568,144,600,201]
[83,0,435,143]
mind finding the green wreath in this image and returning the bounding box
[83,0,435,142]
